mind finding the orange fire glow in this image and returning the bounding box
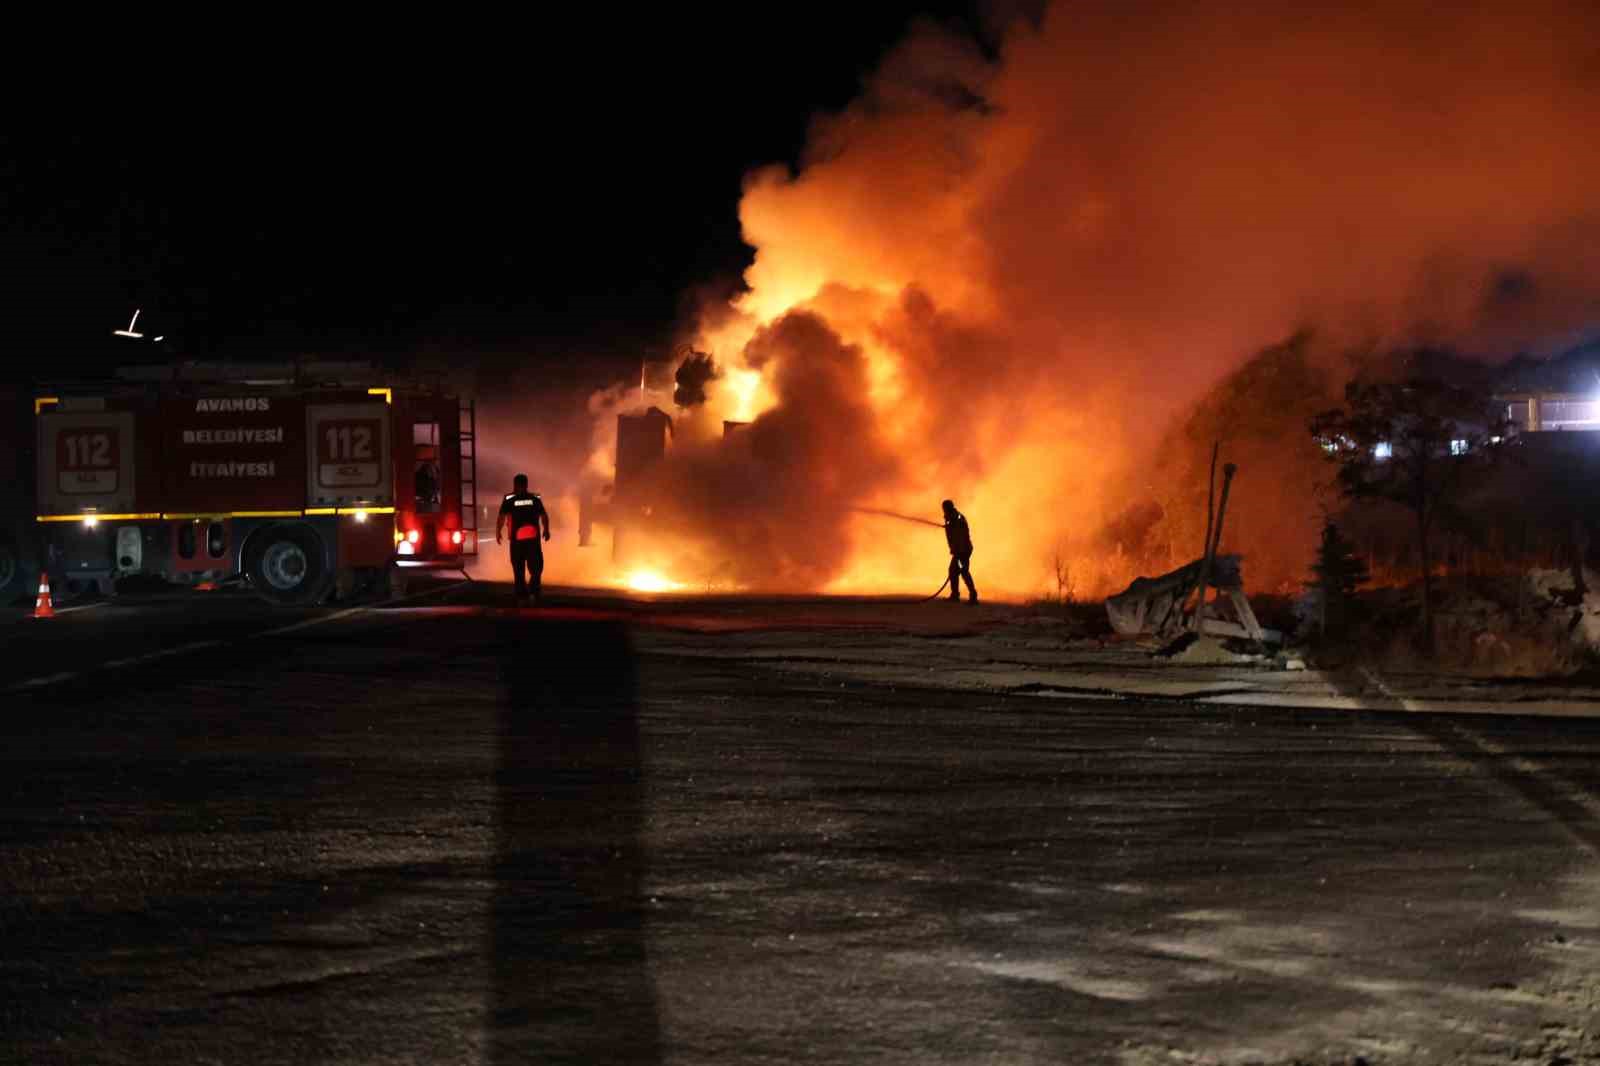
[624,570,684,594]
[549,1,1600,601]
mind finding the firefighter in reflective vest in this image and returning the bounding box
[497,473,551,604]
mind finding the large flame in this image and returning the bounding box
[553,0,1600,600]
[624,569,683,594]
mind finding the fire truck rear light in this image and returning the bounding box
[83,515,98,528]
[398,540,415,556]
[406,529,420,544]
[353,510,368,523]
[450,530,463,545]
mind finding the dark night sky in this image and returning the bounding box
[1,6,991,391]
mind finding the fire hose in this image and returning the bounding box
[848,507,957,603]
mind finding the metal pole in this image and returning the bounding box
[1191,462,1237,634]
[1202,442,1218,560]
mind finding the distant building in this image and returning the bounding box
[1500,393,1600,433]
[1492,341,1600,434]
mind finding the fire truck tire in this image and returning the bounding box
[0,534,29,605]
[244,524,330,606]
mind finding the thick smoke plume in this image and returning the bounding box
[672,351,720,408]
[569,0,1600,596]
[638,312,901,589]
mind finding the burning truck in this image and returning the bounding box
[576,403,756,577]
[576,405,674,564]
[33,361,478,604]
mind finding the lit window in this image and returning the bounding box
[1450,439,1469,456]
[1373,442,1393,460]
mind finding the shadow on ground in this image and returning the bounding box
[491,618,661,1064]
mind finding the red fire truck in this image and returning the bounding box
[34,362,478,604]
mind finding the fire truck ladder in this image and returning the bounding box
[458,398,479,556]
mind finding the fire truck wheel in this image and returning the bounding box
[245,524,329,606]
[0,535,23,604]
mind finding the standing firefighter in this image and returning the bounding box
[942,499,978,603]
[497,474,551,604]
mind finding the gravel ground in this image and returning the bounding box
[2,583,1597,1064]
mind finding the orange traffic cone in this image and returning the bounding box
[32,576,55,619]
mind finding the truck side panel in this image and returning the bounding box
[37,409,142,516]
[161,395,306,514]
[306,401,393,509]
[338,513,397,568]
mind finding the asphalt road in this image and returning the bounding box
[3,583,1598,1064]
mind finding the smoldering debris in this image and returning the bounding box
[673,351,719,408]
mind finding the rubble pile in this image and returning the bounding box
[1292,565,1600,677]
[1523,567,1600,652]
[1156,632,1269,665]
[1356,568,1600,676]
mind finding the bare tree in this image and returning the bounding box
[1050,544,1076,605]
